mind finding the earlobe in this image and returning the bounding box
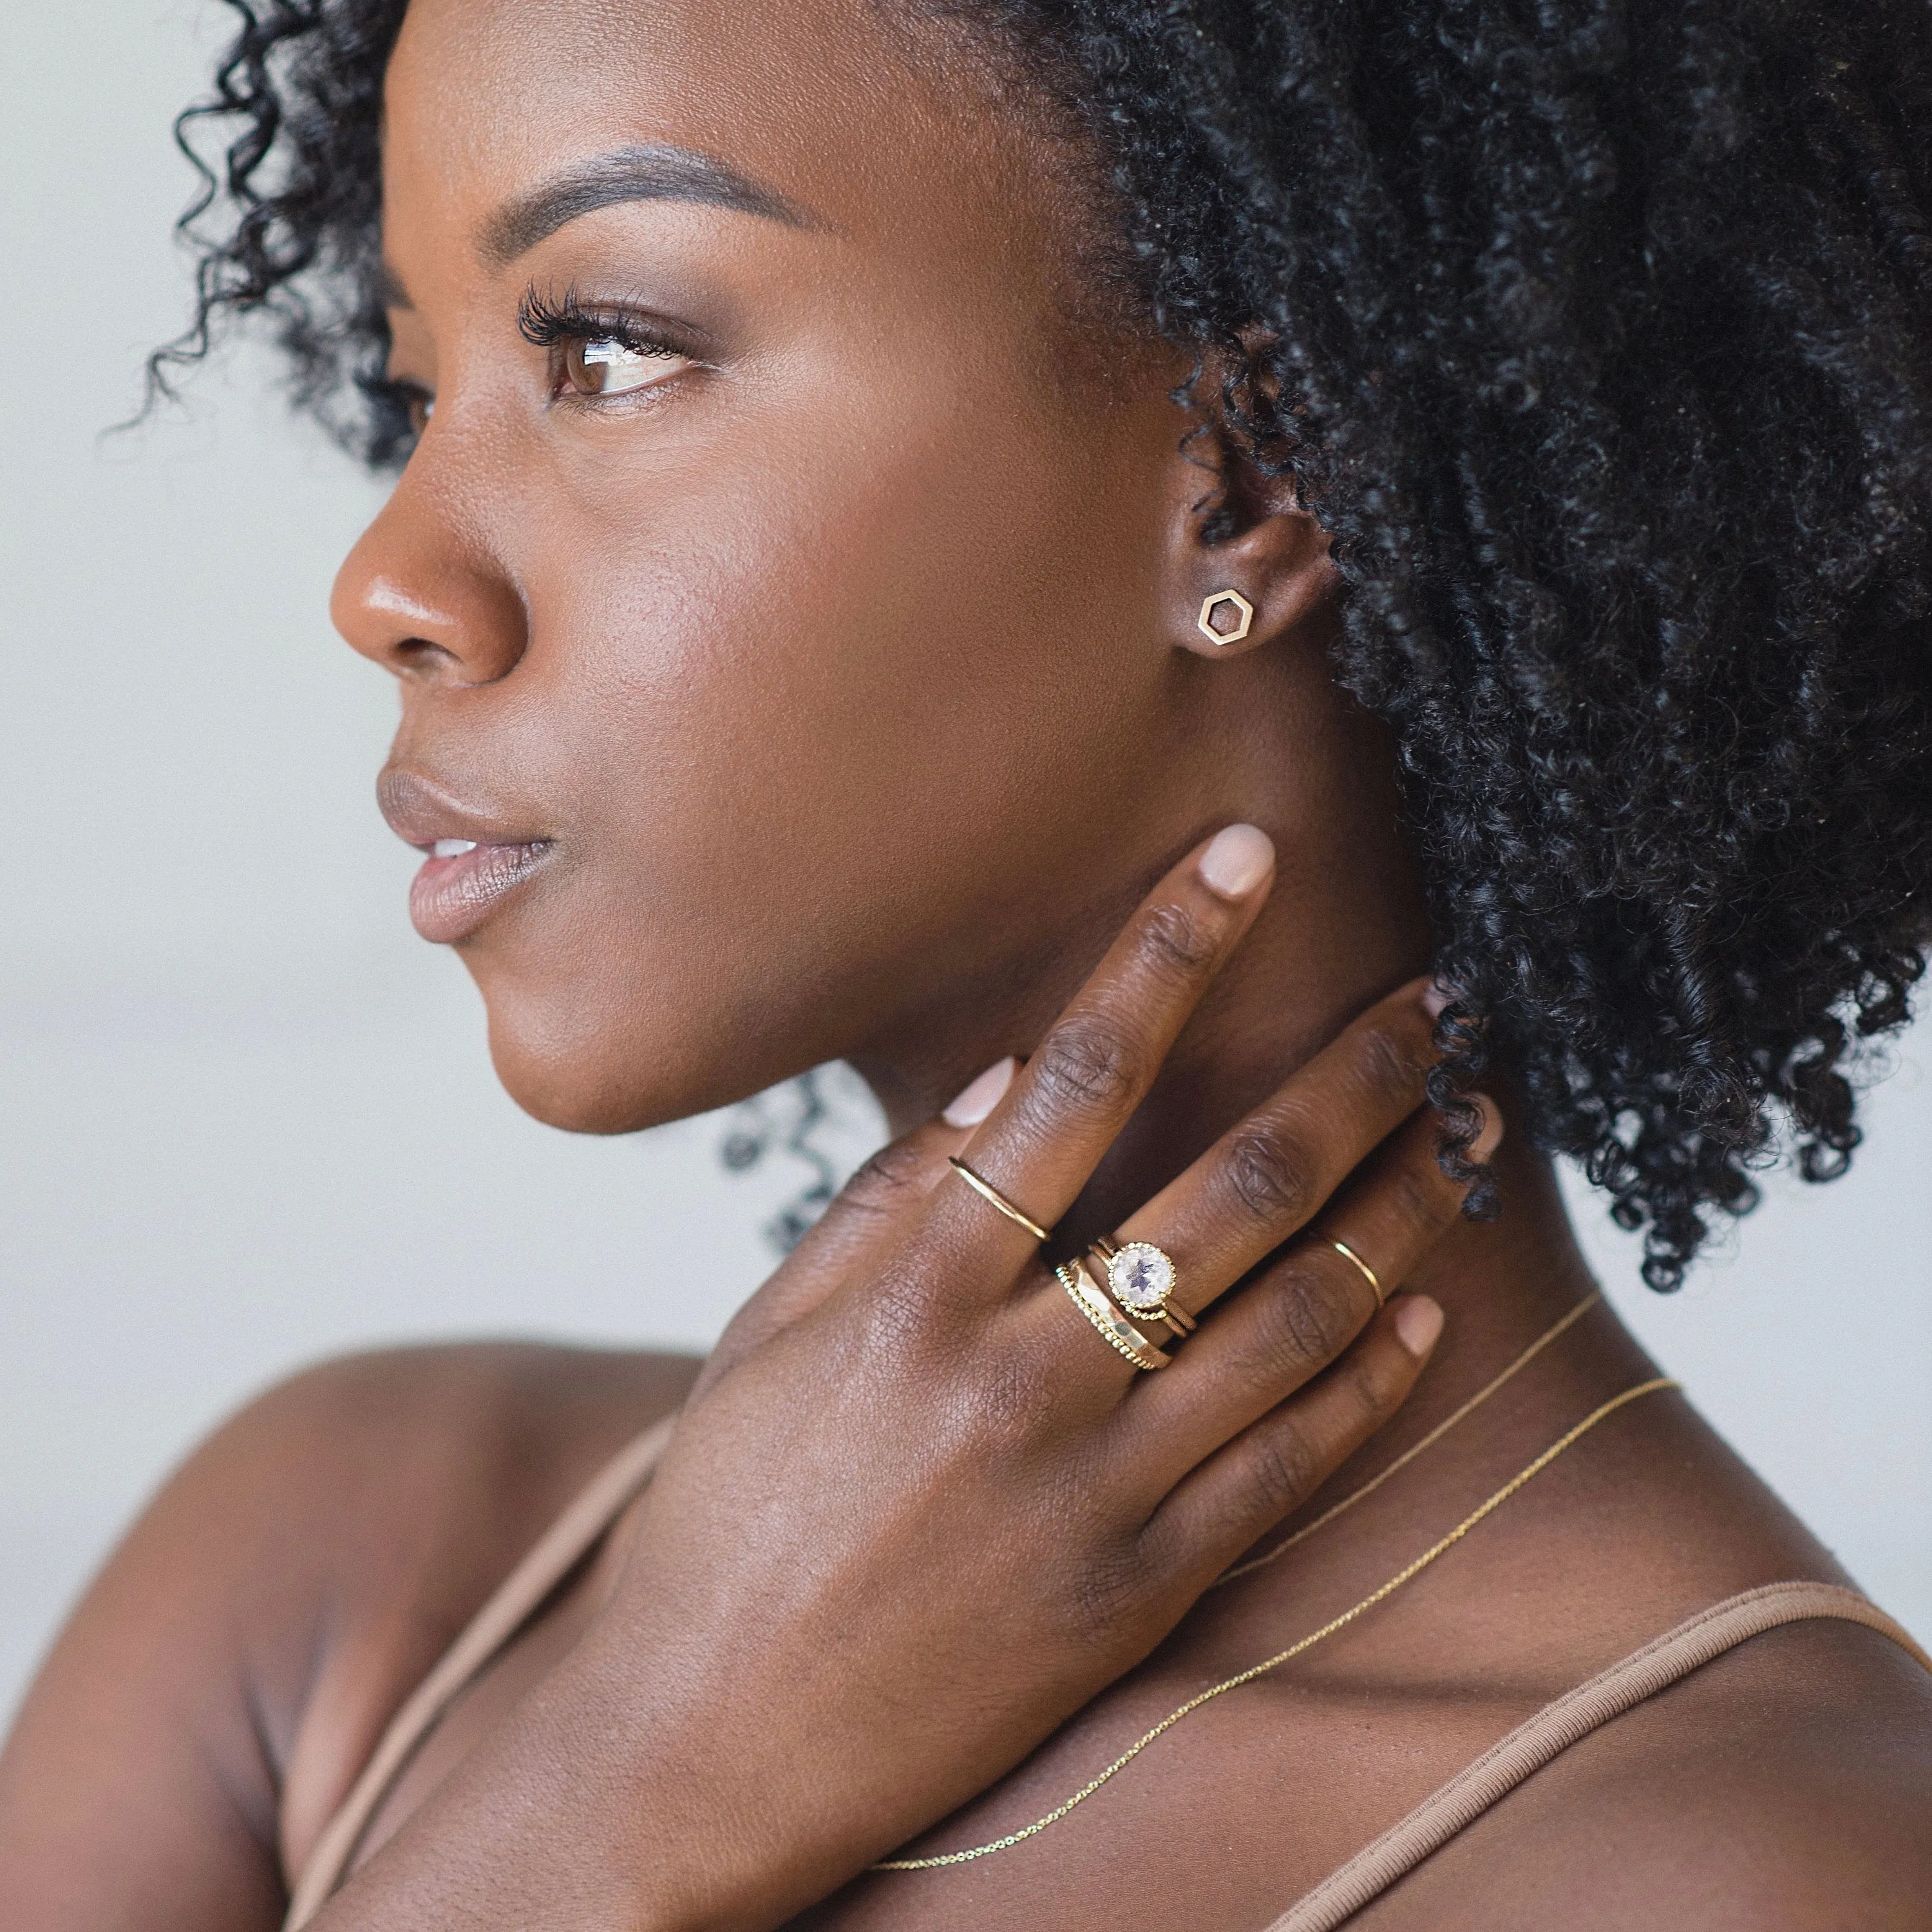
[1162,419,1336,661]
[1197,589,1256,646]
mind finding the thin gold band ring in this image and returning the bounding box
[1330,1238,1385,1307]
[947,1157,1053,1244]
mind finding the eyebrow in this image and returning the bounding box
[478,144,813,267]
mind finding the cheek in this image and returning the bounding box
[556,402,1139,871]
[469,387,1164,1128]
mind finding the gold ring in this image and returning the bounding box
[1057,1262,1170,1371]
[1088,1237,1195,1336]
[947,1158,1053,1243]
[1331,1239,1385,1306]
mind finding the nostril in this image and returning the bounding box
[331,513,528,683]
[393,636,463,678]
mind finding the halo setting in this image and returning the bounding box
[1106,1241,1179,1320]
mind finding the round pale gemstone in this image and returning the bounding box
[1107,1242,1177,1316]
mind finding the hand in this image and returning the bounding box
[319,826,1494,1932]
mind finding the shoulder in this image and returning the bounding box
[0,1340,699,1915]
[209,1341,701,1794]
[1379,1609,1932,1931]
[185,1339,701,1599]
[113,1340,701,1685]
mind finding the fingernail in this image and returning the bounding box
[1197,824,1275,898]
[942,1057,1016,1127]
[1423,980,1454,1018]
[1470,1094,1504,1161]
[1394,1295,1444,1357]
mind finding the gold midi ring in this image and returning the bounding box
[1089,1236,1196,1336]
[1057,1262,1170,1371]
[1331,1238,1385,1306]
[947,1158,1053,1244]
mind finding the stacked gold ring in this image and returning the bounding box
[1056,1261,1170,1371]
[1088,1236,1195,1341]
[943,1157,1195,1374]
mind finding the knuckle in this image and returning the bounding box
[1357,1023,1426,1104]
[1247,1423,1320,1515]
[1026,1014,1144,1117]
[1130,901,1219,982]
[840,1136,932,1215]
[1251,1264,1359,1380]
[1388,1155,1454,1229]
[1344,1347,1401,1425]
[1070,1542,1148,1645]
[1220,1119,1317,1229]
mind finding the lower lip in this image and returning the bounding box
[409,841,554,943]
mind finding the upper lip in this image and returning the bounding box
[377,765,547,851]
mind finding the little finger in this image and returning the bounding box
[1144,1296,1445,1579]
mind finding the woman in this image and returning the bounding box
[2,0,1928,1924]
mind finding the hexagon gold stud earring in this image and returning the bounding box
[1197,588,1255,646]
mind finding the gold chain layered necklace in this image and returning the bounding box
[877,1294,1676,1871]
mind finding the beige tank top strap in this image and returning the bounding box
[1267,1580,1931,1932]
[283,1412,679,1929]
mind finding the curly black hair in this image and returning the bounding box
[156,0,1932,1289]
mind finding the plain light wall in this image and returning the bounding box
[3,0,1927,1724]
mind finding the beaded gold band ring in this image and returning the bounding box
[946,1157,1053,1244]
[1056,1262,1170,1371]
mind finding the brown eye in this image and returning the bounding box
[563,334,690,398]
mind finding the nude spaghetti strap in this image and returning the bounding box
[290,1454,1927,1932]
[1265,1581,1932,1932]
[283,1412,678,1928]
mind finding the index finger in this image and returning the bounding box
[944,824,1276,1246]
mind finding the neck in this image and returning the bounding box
[853,870,1601,1362]
[849,834,1634,1520]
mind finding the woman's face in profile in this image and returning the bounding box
[334,0,1258,1133]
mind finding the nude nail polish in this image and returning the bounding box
[1198,824,1275,898]
[1394,1296,1444,1356]
[943,1057,1016,1127]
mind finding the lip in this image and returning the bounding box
[378,766,556,945]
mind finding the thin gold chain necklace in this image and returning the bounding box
[1213,1290,1602,1588]
[875,1367,1678,1871]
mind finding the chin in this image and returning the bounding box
[477,983,684,1136]
[477,972,790,1137]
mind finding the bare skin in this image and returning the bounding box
[1,0,1926,1927]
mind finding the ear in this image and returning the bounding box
[1159,415,1336,660]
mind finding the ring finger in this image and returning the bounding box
[1131,1097,1501,1471]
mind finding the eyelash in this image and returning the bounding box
[516,285,701,395]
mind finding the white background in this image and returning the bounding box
[2,1,1927,1725]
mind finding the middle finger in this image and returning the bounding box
[1104,978,1442,1322]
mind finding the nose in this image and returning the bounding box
[330,439,528,685]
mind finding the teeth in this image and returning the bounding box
[433,838,479,859]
